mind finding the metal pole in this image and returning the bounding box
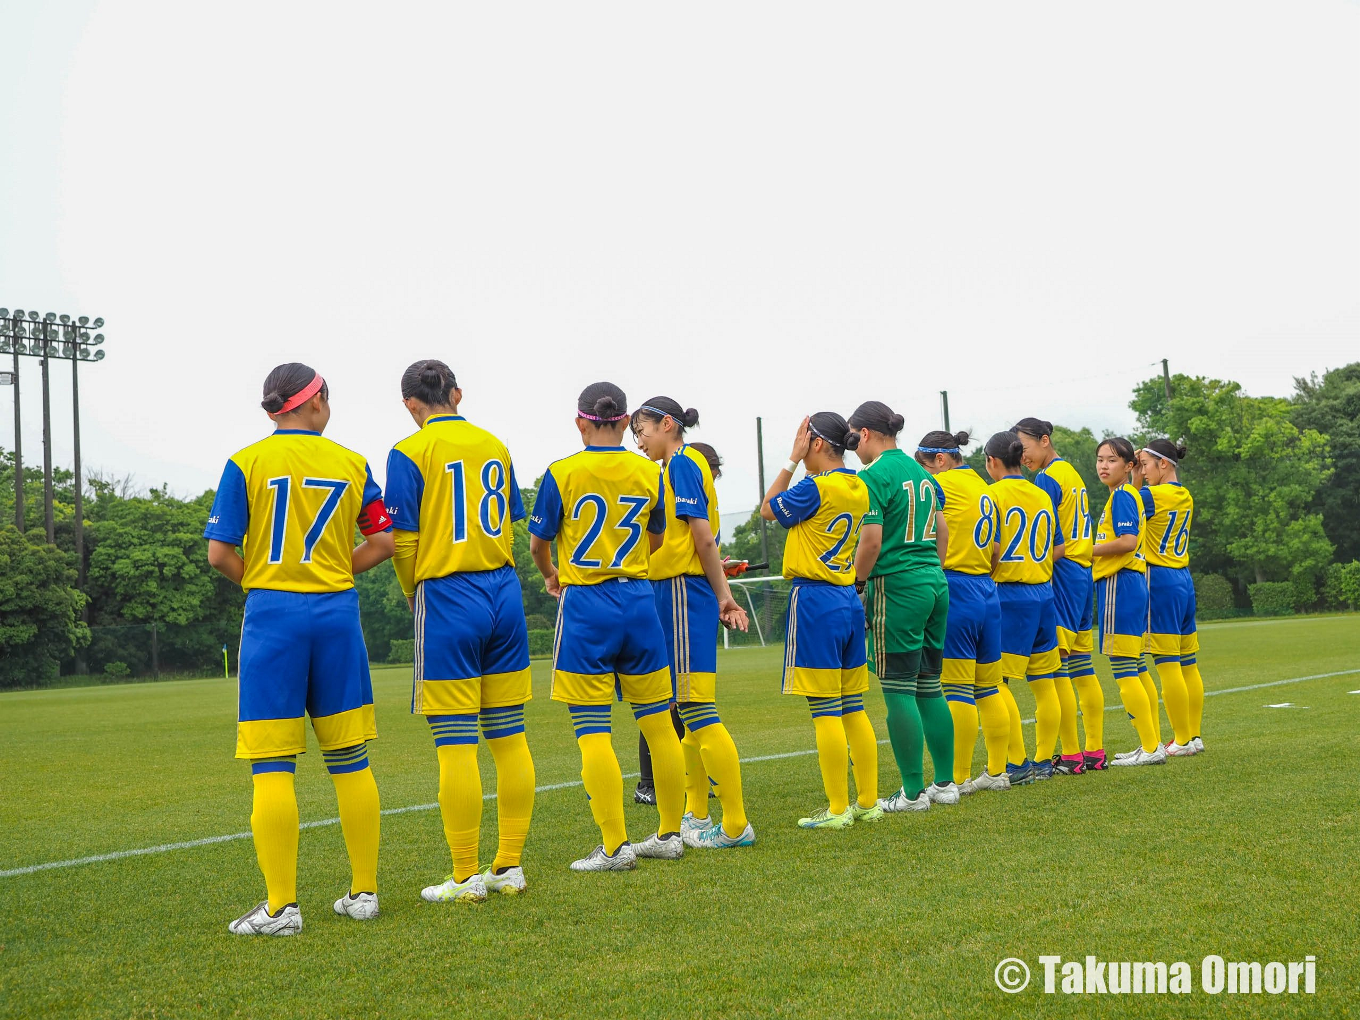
[11,350,21,532]
[41,342,53,543]
[1162,358,1173,402]
[941,390,951,433]
[72,353,88,674]
[152,621,160,680]
[755,416,769,569]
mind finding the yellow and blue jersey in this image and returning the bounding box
[1092,483,1146,581]
[649,444,720,581]
[989,475,1062,586]
[1141,483,1194,569]
[936,466,999,576]
[770,469,870,585]
[384,414,526,592]
[1033,458,1093,568]
[204,429,391,593]
[528,446,666,586]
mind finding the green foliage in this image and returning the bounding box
[527,628,553,657]
[103,660,130,678]
[353,561,409,665]
[0,526,87,687]
[721,509,786,575]
[514,485,561,623]
[1322,561,1360,611]
[1247,581,1295,616]
[1131,374,1333,586]
[525,614,552,631]
[1193,573,1235,612]
[387,637,414,663]
[1292,364,1360,564]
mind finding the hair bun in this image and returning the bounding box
[888,413,905,432]
[261,392,285,413]
[953,430,971,447]
[1010,438,1025,459]
[1175,442,1188,460]
[420,365,444,386]
[843,430,861,451]
[594,395,622,418]
[682,408,700,429]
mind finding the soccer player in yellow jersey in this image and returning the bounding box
[1137,438,1204,756]
[205,363,394,936]
[1092,437,1166,766]
[916,430,1012,792]
[984,432,1064,784]
[1012,418,1103,773]
[632,397,753,849]
[761,413,878,830]
[529,382,687,871]
[384,360,537,903]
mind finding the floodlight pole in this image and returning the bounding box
[10,351,20,532]
[40,344,54,543]
[72,353,85,588]
[755,416,769,569]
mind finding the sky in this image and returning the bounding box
[1,0,1356,532]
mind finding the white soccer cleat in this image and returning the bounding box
[333,891,379,920]
[1113,747,1142,761]
[680,812,715,848]
[1191,736,1205,754]
[482,866,527,896]
[229,901,302,936]
[633,831,685,860]
[570,842,638,872]
[695,821,756,848]
[1164,740,1197,757]
[1110,745,1167,766]
[970,770,1011,792]
[421,873,487,903]
[878,787,930,812]
[957,778,978,796]
[926,782,960,805]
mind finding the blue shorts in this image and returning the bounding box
[1095,568,1148,658]
[413,565,533,716]
[1052,556,1094,655]
[996,580,1060,680]
[652,574,718,702]
[780,580,869,699]
[941,571,1003,686]
[1147,564,1199,656]
[237,588,375,759]
[551,578,672,706]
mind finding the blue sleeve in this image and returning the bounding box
[1140,485,1156,519]
[361,463,383,507]
[1111,489,1141,537]
[1035,473,1064,545]
[647,468,667,535]
[771,476,821,529]
[529,468,563,540]
[203,459,248,544]
[508,464,527,524]
[384,448,424,532]
[933,480,946,508]
[668,455,708,520]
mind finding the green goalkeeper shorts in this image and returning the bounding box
[865,569,949,681]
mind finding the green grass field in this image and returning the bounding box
[3,615,1359,1019]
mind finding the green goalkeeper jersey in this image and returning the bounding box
[859,448,945,577]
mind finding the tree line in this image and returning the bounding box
[2,366,1357,688]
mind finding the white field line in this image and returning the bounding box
[4,667,1357,880]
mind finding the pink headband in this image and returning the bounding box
[278,374,324,413]
[577,409,628,422]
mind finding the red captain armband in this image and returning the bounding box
[357,499,392,536]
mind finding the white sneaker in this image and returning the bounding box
[1191,736,1204,754]
[482,866,527,896]
[333,891,379,920]
[680,812,715,848]
[695,821,757,848]
[970,770,1011,792]
[1164,740,1197,757]
[570,842,637,872]
[958,778,977,796]
[1110,745,1167,766]
[229,901,302,936]
[421,873,487,903]
[926,781,960,805]
[878,788,930,812]
[633,832,685,860]
[1114,747,1142,761]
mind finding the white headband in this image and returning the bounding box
[1141,447,1174,463]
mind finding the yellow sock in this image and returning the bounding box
[1182,656,1205,737]
[328,763,380,895]
[436,743,482,881]
[1112,658,1158,751]
[250,768,299,913]
[681,727,708,818]
[1054,666,1080,755]
[1154,657,1192,744]
[576,731,627,854]
[841,707,879,809]
[1029,676,1060,762]
[811,713,850,813]
[998,681,1027,765]
[1139,668,1163,745]
[677,710,748,836]
[635,710,685,835]
[485,732,535,871]
[975,687,1011,775]
[1073,673,1105,751]
[946,698,978,784]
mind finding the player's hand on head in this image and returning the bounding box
[789,417,812,463]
